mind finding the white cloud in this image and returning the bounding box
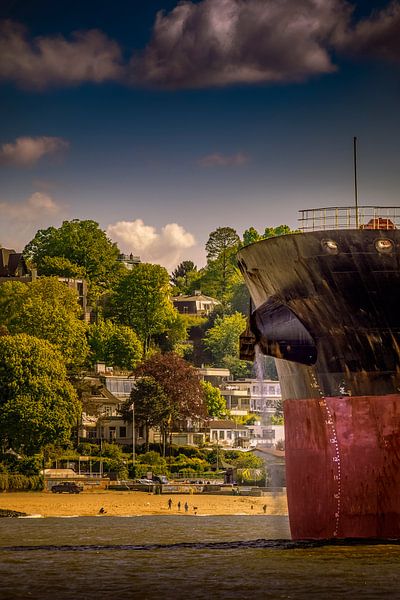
[197,152,249,167]
[0,192,62,249]
[0,136,69,166]
[106,219,196,270]
[0,20,124,89]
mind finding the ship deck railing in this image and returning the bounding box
[298,206,400,232]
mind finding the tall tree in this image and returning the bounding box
[88,321,143,370]
[0,334,81,453]
[0,278,89,370]
[120,377,169,452]
[23,220,124,295]
[204,227,240,303]
[109,263,178,356]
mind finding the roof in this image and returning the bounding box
[0,248,29,277]
[208,419,247,430]
[173,294,220,303]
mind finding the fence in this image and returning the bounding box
[298,206,400,232]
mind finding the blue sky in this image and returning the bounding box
[0,0,399,269]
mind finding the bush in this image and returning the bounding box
[0,473,44,491]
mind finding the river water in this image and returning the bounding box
[0,515,399,599]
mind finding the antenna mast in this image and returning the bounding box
[353,136,359,228]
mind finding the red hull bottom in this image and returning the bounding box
[284,395,400,540]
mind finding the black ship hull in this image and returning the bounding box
[238,228,400,539]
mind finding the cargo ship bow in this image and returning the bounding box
[238,206,400,540]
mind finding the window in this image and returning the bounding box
[219,430,225,440]
[227,431,232,440]
[212,431,218,440]
[119,426,126,438]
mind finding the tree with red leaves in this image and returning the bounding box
[135,352,207,436]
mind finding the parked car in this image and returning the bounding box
[51,482,82,494]
[137,478,154,485]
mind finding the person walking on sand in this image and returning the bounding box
[177,501,181,511]
[263,504,267,514]
[184,502,189,513]
[168,498,172,510]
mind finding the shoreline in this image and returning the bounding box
[0,490,288,518]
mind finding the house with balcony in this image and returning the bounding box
[173,291,220,316]
[207,419,250,448]
[220,379,281,419]
[80,369,143,447]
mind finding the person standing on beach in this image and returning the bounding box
[168,498,172,510]
[184,502,188,513]
[177,501,181,511]
[263,504,267,514]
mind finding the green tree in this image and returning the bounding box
[201,380,227,418]
[39,256,86,279]
[263,224,298,238]
[0,278,89,370]
[204,312,246,363]
[171,261,199,293]
[242,227,262,246]
[204,312,252,378]
[23,220,124,295]
[109,263,178,356]
[204,227,240,303]
[0,334,81,453]
[120,377,169,451]
[88,321,143,370]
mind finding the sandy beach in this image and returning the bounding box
[0,490,288,517]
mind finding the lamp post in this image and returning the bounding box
[131,402,135,467]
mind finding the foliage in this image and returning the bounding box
[204,311,252,377]
[39,256,86,279]
[204,227,240,304]
[242,227,262,246]
[100,442,124,460]
[88,320,143,369]
[24,219,124,295]
[135,352,207,425]
[0,278,89,370]
[230,452,264,469]
[200,380,227,418]
[236,468,265,485]
[0,473,44,491]
[222,355,253,379]
[271,415,284,425]
[154,311,188,353]
[242,224,299,247]
[171,261,199,293]
[109,263,178,355]
[120,377,170,451]
[205,312,246,363]
[137,451,168,470]
[0,334,81,454]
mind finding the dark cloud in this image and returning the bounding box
[0,20,124,89]
[335,1,400,62]
[133,0,349,88]
[0,1,399,91]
